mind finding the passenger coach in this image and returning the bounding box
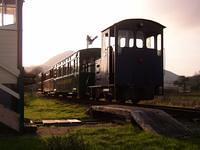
[42,48,101,97]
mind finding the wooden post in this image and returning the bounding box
[17,0,24,132]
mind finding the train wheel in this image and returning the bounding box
[119,99,126,104]
[131,99,140,104]
[72,93,77,100]
[105,93,112,102]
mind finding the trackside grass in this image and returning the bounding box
[24,93,89,120]
[0,93,199,149]
[0,124,200,150]
[140,92,200,108]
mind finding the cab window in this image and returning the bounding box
[146,36,155,49]
[119,38,126,47]
[118,30,134,48]
[136,31,144,48]
[157,34,162,56]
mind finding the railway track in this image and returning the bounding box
[134,104,200,121]
[58,97,200,121]
[23,96,200,135]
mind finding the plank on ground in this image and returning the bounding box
[89,105,190,137]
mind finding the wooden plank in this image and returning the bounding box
[42,119,82,126]
[89,105,190,137]
[0,104,20,131]
[130,109,190,137]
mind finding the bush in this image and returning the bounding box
[24,92,36,106]
[44,134,90,150]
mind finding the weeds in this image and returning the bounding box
[44,134,90,150]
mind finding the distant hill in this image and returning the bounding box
[25,50,74,73]
[25,50,179,87]
[164,70,179,88]
[41,50,74,71]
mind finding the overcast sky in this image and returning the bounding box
[23,0,200,76]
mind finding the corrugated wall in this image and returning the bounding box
[0,29,19,83]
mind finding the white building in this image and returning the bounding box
[0,0,23,132]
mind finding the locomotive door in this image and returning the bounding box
[102,29,114,85]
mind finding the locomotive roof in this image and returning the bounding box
[102,18,165,35]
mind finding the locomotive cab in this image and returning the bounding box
[96,19,165,102]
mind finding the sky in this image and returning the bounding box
[23,0,200,76]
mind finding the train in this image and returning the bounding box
[40,19,165,103]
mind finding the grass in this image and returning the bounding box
[73,124,200,150]
[24,93,89,121]
[0,92,198,149]
[0,136,44,150]
[0,124,200,150]
[140,91,200,108]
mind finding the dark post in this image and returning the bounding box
[161,31,164,95]
[17,0,24,132]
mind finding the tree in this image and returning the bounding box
[173,76,189,92]
[189,74,200,91]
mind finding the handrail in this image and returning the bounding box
[0,104,20,131]
[0,63,19,78]
[0,84,20,99]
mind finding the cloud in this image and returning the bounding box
[146,0,200,28]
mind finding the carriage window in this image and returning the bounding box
[69,62,71,74]
[66,62,69,74]
[74,59,76,73]
[63,65,66,75]
[77,57,79,72]
[0,6,2,26]
[136,31,144,48]
[120,38,126,47]
[71,60,74,73]
[59,67,62,77]
[50,69,53,78]
[129,38,134,47]
[54,68,57,77]
[146,36,155,49]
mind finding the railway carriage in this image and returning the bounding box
[42,69,54,95]
[42,48,101,97]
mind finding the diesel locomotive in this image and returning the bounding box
[41,19,165,103]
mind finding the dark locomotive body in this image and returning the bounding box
[41,19,165,103]
[89,19,165,102]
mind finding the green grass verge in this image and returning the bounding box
[16,93,199,149]
[0,124,200,150]
[0,136,44,150]
[140,94,200,108]
[24,93,89,121]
